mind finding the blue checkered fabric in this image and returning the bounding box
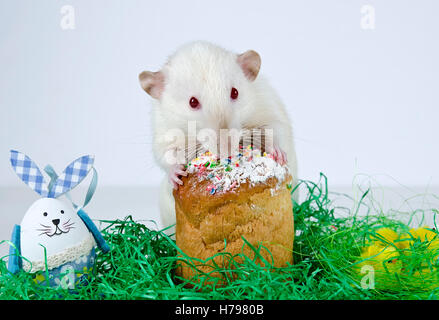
[49,155,94,198]
[10,150,49,197]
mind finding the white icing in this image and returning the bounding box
[186,146,290,194]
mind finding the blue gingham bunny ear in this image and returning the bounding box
[10,150,49,197]
[48,155,94,198]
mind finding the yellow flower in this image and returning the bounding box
[75,267,93,285]
[411,227,438,242]
[354,244,402,289]
[33,273,46,284]
[356,227,439,290]
[396,232,412,249]
[373,228,399,246]
[398,227,439,250]
[76,266,93,278]
[358,244,401,273]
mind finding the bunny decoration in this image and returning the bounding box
[7,150,110,289]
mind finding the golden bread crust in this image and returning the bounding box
[174,173,294,283]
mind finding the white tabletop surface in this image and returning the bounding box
[1,184,438,260]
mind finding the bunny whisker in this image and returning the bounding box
[62,219,71,226]
[63,223,75,227]
[40,223,51,228]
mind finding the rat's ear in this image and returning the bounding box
[138,71,165,99]
[237,50,261,81]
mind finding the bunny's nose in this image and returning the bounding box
[52,219,60,226]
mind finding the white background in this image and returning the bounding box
[0,0,438,189]
[0,0,438,257]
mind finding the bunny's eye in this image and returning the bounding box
[60,210,64,214]
[43,212,48,217]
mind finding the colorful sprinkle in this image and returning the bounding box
[186,145,289,195]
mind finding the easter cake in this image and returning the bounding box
[173,145,294,282]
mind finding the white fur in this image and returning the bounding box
[145,41,298,233]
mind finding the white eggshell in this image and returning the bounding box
[20,198,90,263]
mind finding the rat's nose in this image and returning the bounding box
[52,219,60,226]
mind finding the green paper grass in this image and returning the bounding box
[1,174,439,300]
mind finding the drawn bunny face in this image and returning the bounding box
[23,198,85,238]
[21,198,91,262]
[9,150,96,262]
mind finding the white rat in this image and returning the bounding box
[139,41,298,233]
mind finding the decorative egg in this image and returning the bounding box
[7,150,110,290]
[20,198,96,289]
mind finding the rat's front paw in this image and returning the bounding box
[268,146,288,166]
[169,164,187,190]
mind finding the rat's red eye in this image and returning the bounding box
[189,97,200,109]
[231,88,239,100]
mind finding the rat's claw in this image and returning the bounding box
[169,164,187,189]
[268,146,288,165]
[171,181,179,190]
[279,150,287,165]
[171,176,183,190]
[175,169,187,177]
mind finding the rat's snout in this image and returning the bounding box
[216,116,229,132]
[216,125,242,159]
[52,219,60,226]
